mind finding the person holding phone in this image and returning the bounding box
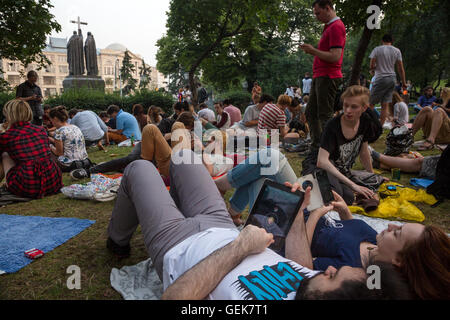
[316,85,387,204]
[16,70,44,126]
[285,180,450,300]
[107,148,411,300]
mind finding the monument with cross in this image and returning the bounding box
[62,16,105,92]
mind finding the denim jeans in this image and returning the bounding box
[227,148,297,213]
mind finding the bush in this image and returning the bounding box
[0,91,16,109]
[215,89,252,112]
[44,88,175,114]
[0,91,16,121]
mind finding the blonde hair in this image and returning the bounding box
[277,94,292,107]
[3,99,33,128]
[441,87,450,104]
[392,91,403,104]
[340,85,370,107]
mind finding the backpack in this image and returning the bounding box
[427,146,450,200]
[384,125,414,156]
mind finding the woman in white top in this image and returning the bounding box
[49,106,88,171]
[390,91,409,125]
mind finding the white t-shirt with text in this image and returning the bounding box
[162,228,320,300]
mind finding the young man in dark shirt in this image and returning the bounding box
[317,85,383,204]
[16,70,44,125]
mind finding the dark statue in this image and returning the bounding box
[67,30,85,76]
[84,32,98,76]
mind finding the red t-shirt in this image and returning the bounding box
[313,18,346,79]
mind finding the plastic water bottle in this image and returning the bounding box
[130,134,135,146]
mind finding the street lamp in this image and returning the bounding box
[115,58,122,98]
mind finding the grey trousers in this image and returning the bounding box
[107,149,236,280]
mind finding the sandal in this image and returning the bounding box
[418,139,434,151]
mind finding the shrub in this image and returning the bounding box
[0,91,17,121]
[215,89,252,112]
[45,88,175,114]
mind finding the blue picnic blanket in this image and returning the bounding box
[0,214,95,274]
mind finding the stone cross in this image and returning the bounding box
[70,16,88,31]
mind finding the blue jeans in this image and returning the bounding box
[227,148,297,213]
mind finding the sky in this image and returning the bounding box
[49,0,171,67]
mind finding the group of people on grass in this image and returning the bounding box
[1,0,449,301]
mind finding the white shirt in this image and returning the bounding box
[394,101,409,125]
[163,228,320,300]
[302,78,312,94]
[198,108,216,122]
[369,45,402,79]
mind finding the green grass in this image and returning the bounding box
[0,132,448,300]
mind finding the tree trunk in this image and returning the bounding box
[189,71,197,107]
[433,68,443,92]
[349,25,374,86]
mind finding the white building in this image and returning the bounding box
[1,37,168,97]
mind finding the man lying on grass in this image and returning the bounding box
[106,148,410,300]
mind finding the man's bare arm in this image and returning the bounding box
[300,45,342,63]
[396,60,407,88]
[162,225,274,300]
[244,119,259,127]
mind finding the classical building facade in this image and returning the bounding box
[1,37,168,97]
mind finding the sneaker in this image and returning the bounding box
[106,237,130,259]
[70,168,89,180]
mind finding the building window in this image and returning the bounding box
[7,75,21,85]
[45,65,55,73]
[43,76,56,85]
[59,65,68,74]
[7,62,18,72]
[58,55,66,63]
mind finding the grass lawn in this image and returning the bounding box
[0,129,448,300]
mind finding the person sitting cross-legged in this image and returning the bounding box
[412,105,450,151]
[106,148,413,300]
[0,100,62,199]
[106,105,142,144]
[48,106,90,172]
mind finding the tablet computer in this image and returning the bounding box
[244,179,305,254]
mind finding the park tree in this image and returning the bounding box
[158,0,321,98]
[120,50,137,95]
[392,0,450,93]
[139,58,152,90]
[0,0,61,91]
[333,0,438,86]
[157,0,290,105]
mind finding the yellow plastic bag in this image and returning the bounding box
[348,182,435,222]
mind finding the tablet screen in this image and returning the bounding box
[245,181,304,254]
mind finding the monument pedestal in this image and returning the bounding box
[63,76,105,92]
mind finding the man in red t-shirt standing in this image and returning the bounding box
[299,0,346,155]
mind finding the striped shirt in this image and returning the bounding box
[257,103,286,135]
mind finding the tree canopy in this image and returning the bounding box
[157,0,447,99]
[0,0,61,68]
